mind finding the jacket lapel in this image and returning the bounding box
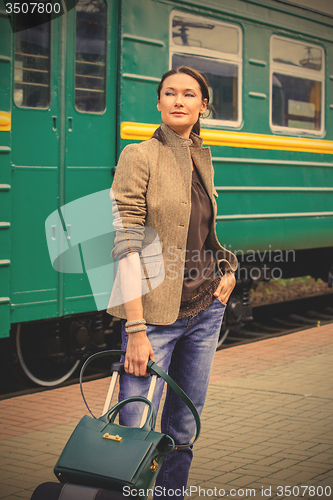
[190,147,213,201]
[159,123,214,202]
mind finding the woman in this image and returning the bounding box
[107,66,238,499]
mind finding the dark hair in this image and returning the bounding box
[153,66,211,143]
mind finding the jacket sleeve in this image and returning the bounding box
[110,143,149,260]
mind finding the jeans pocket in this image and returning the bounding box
[214,297,227,307]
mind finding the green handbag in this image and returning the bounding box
[54,351,200,500]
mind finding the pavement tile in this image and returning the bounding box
[226,450,273,460]
[0,486,22,499]
[0,465,40,475]
[3,461,47,472]
[266,468,312,481]
[0,497,28,500]
[214,462,254,473]
[308,452,333,464]
[253,456,285,467]
[314,476,333,489]
[268,458,301,469]
[188,469,219,481]
[19,469,55,482]
[0,470,17,481]
[272,451,315,462]
[192,459,223,470]
[287,470,321,482]
[292,464,332,477]
[202,449,231,460]
[2,476,37,488]
[0,448,40,459]
[228,475,262,487]
[0,325,332,499]
[12,492,32,499]
[209,472,243,484]
[234,464,280,476]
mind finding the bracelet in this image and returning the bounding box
[125,325,148,334]
[125,319,146,327]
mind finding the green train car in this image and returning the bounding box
[0,0,332,385]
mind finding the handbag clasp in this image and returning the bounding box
[103,433,122,442]
[150,460,158,472]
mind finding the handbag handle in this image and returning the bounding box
[80,350,200,443]
[105,395,155,431]
[105,397,176,456]
[146,359,200,443]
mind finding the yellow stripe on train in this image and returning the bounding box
[0,112,11,132]
[120,122,333,155]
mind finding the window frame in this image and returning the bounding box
[13,19,51,110]
[269,35,325,137]
[74,0,108,115]
[169,10,243,129]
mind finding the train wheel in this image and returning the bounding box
[14,323,80,387]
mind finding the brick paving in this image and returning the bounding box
[0,323,332,500]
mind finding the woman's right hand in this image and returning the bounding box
[125,330,155,377]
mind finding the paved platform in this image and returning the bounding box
[0,323,332,500]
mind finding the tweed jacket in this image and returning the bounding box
[107,123,238,325]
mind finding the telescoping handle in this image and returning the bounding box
[101,362,124,416]
[80,350,159,419]
[101,363,159,418]
[139,366,160,427]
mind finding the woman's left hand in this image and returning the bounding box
[213,271,236,305]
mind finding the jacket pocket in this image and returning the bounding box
[141,255,163,279]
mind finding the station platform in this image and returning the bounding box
[0,323,332,500]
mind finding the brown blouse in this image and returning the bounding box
[178,164,220,318]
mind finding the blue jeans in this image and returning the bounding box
[118,298,226,500]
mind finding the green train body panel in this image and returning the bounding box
[0,0,12,337]
[0,0,333,338]
[119,0,333,254]
[1,0,118,336]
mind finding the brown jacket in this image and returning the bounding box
[107,123,238,325]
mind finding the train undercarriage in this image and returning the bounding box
[5,247,332,387]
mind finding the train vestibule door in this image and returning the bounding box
[60,0,118,318]
[10,0,118,385]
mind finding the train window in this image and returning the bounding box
[170,12,242,127]
[270,36,324,134]
[14,15,51,108]
[75,0,107,113]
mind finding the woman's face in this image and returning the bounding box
[157,73,207,138]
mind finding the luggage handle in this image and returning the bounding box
[80,350,200,443]
[104,361,160,428]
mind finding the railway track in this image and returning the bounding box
[0,293,332,400]
[222,292,333,348]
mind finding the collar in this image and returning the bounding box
[159,122,204,149]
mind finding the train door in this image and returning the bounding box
[61,0,117,317]
[10,0,118,385]
[11,13,61,326]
